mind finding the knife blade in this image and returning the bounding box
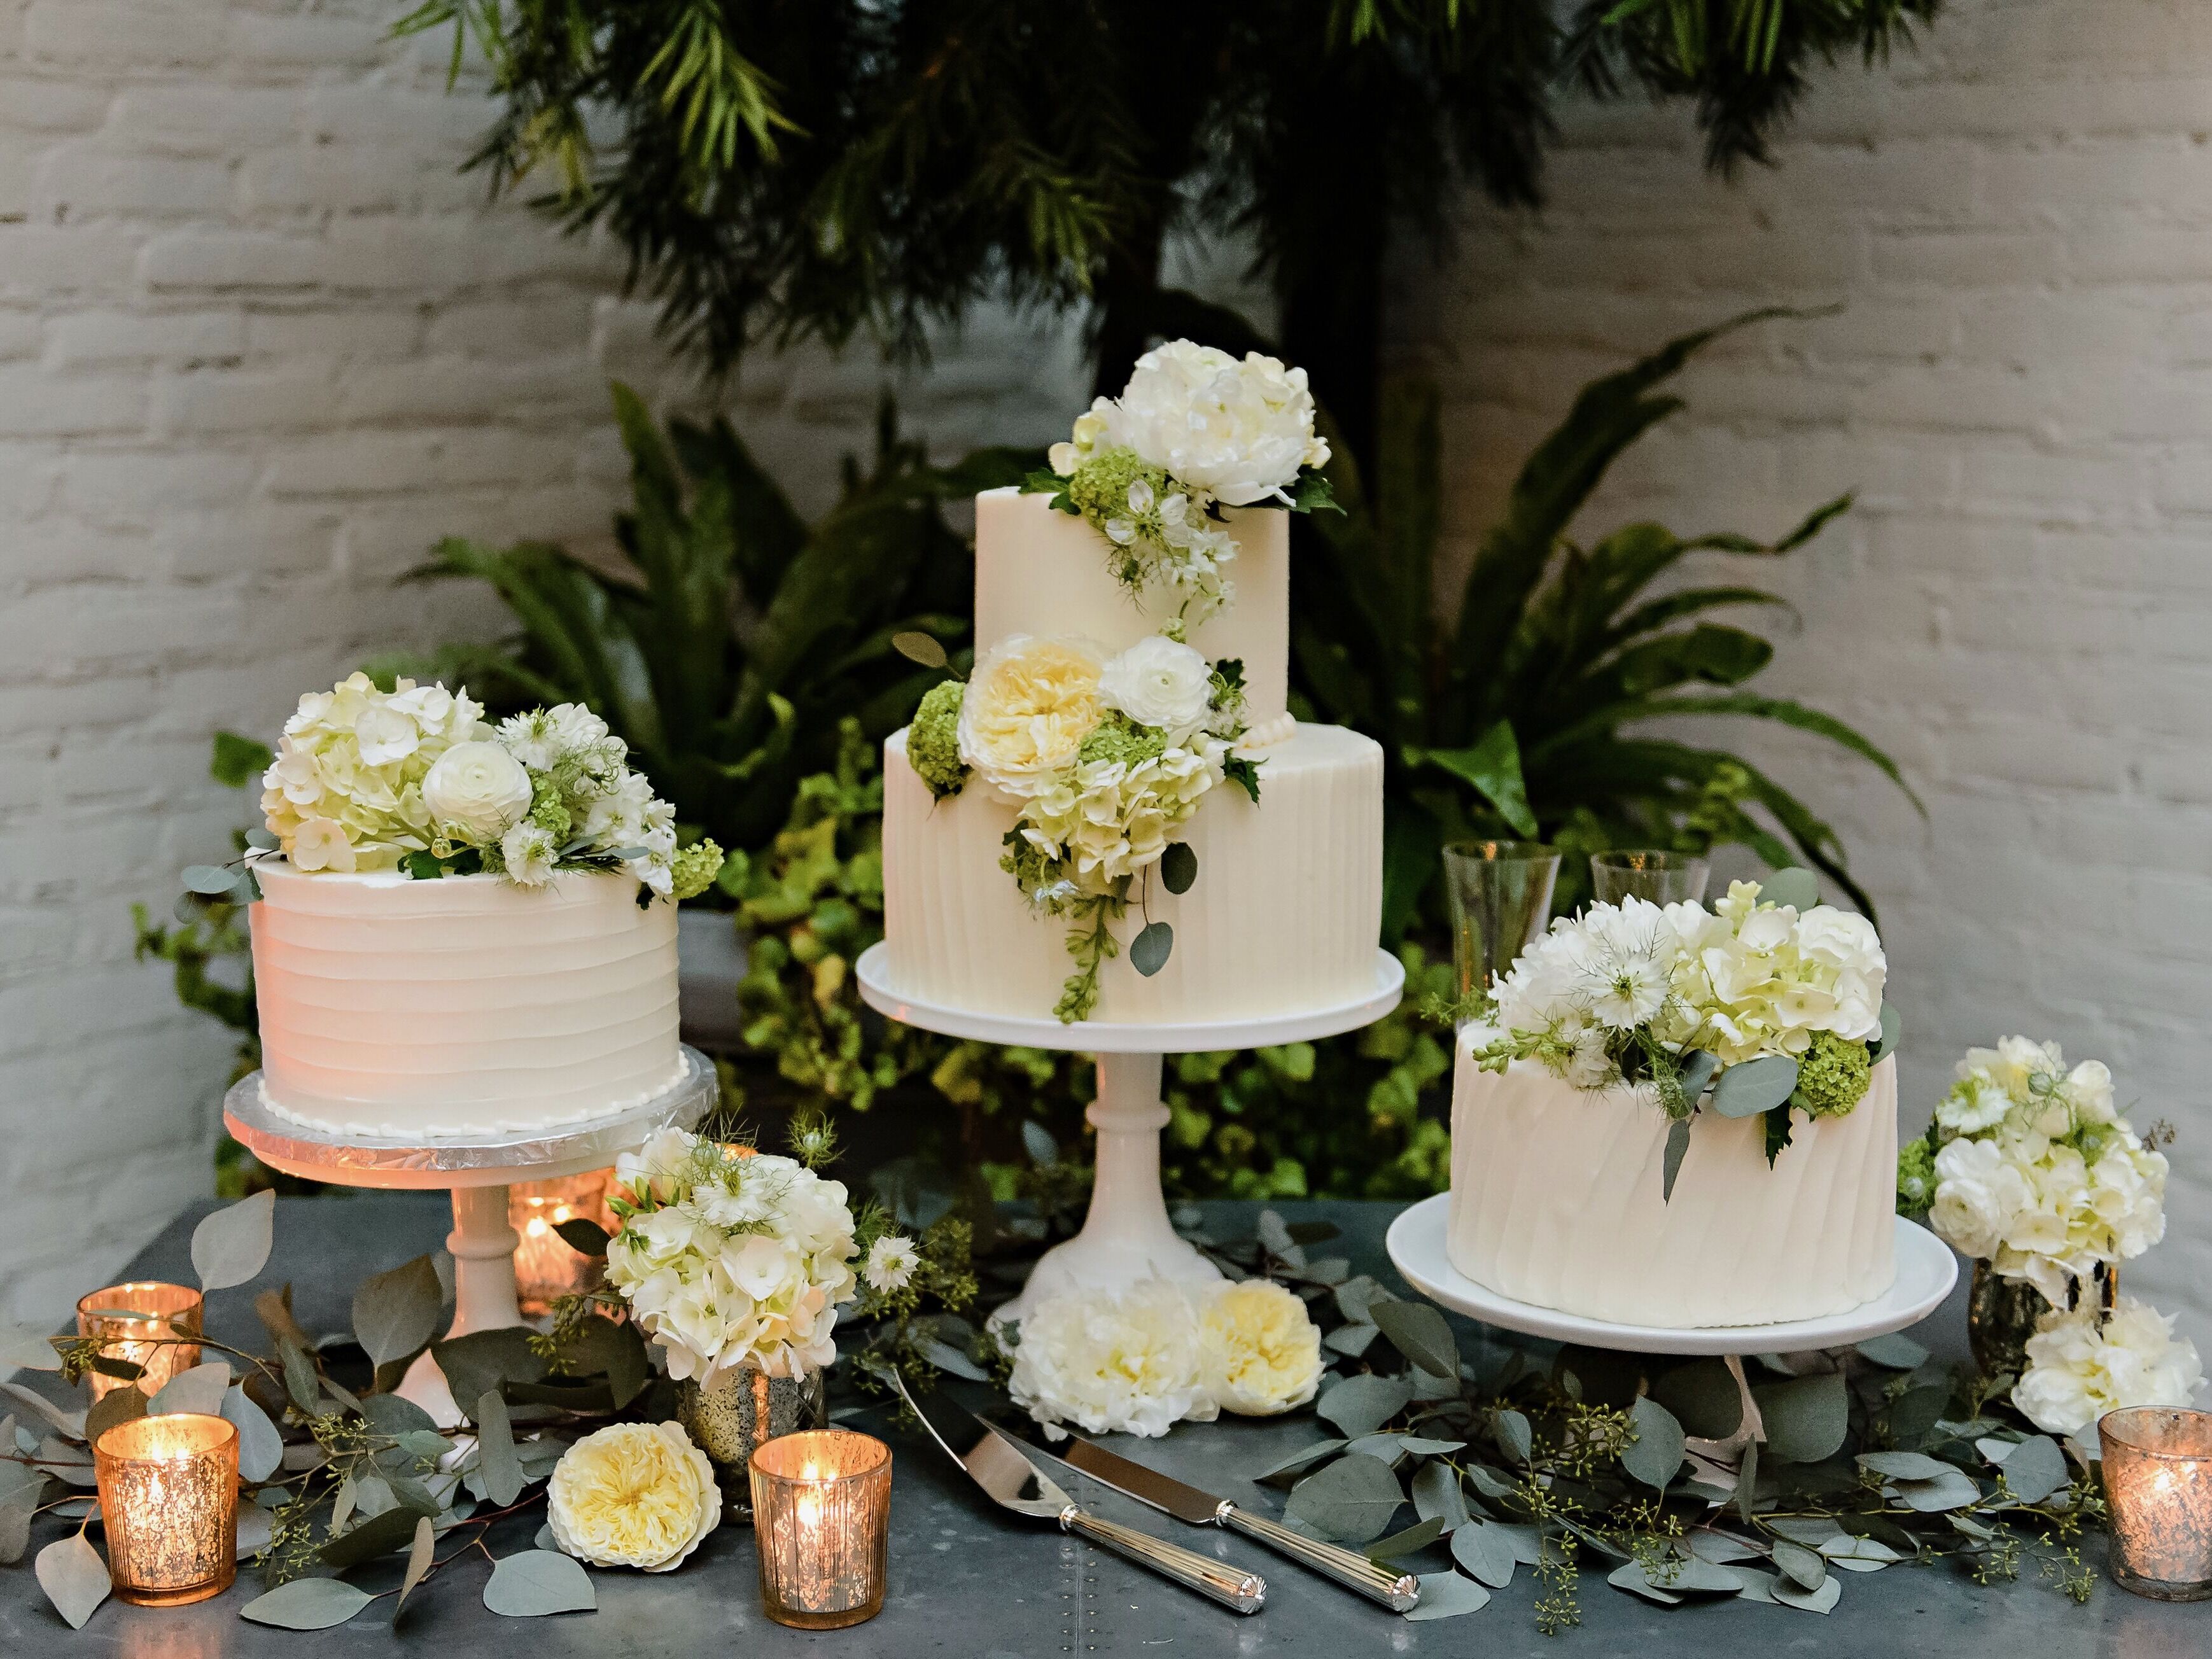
[890,1373,1264,1615]
[987,1412,1420,1613]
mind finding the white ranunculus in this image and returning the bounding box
[1099,340,1329,505]
[957,634,1106,799]
[1099,634,1214,736]
[423,740,534,842]
[1929,1137,2033,1259]
[1009,1282,1216,1439]
[2013,1296,2205,1438]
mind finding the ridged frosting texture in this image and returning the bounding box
[1447,1044,1898,1328]
[250,864,681,1138]
[881,724,1382,1023]
[972,487,1290,729]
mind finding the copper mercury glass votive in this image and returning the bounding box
[509,1169,615,1317]
[75,1282,204,1401]
[94,1413,239,1606]
[2101,1406,2212,1600]
[748,1430,892,1629]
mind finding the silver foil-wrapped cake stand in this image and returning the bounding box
[223,1046,717,1425]
[857,943,1404,1324]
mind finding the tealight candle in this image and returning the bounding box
[748,1430,892,1629]
[2101,1406,2212,1600]
[94,1413,239,1606]
[509,1170,613,1315]
[76,1282,203,1401]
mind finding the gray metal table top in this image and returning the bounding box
[1,1194,2200,1656]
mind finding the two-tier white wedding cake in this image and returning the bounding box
[876,342,1382,1024]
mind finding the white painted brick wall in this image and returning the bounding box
[0,0,1092,1327]
[1393,0,2212,1346]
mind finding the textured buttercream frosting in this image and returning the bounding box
[1447,1044,1898,1327]
[881,724,1382,1023]
[249,864,681,1139]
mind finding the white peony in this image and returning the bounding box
[546,1421,722,1572]
[423,740,533,842]
[1009,1282,1217,1439]
[957,634,1106,799]
[1095,341,1329,505]
[1099,635,1213,736]
[2012,1296,2205,1439]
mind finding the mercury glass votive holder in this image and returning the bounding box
[1590,849,1710,906]
[94,1413,239,1606]
[748,1430,892,1630]
[509,1168,614,1317]
[2101,1406,2212,1600]
[76,1282,203,1401]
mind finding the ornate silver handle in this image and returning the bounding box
[1061,1506,1266,1615]
[1221,1503,1421,1611]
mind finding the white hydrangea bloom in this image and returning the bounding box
[2012,1296,2205,1438]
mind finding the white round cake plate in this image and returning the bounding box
[857,944,1405,1322]
[1385,1192,1958,1357]
[223,1046,718,1425]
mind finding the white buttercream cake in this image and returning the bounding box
[1447,1045,1899,1327]
[250,864,682,1138]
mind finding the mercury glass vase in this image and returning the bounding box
[1968,1259,2116,1379]
[678,1364,828,1518]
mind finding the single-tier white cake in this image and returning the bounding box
[1448,1044,1898,1327]
[250,864,682,1138]
[879,487,1384,1023]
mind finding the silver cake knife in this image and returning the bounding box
[987,1411,1420,1612]
[890,1375,1266,1616]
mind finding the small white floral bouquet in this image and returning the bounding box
[906,629,1258,1020]
[2010,1294,2203,1438]
[248,672,720,899]
[1008,1278,1324,1439]
[1467,873,1891,1194]
[603,1129,912,1389]
[1026,340,1336,626]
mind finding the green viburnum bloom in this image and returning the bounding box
[1796,1028,1873,1117]
[668,838,725,902]
[529,780,571,843]
[1896,1135,1936,1219]
[908,680,967,799]
[1076,711,1166,770]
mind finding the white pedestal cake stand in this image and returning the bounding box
[1387,1193,1959,1457]
[223,1046,718,1427]
[857,942,1404,1325]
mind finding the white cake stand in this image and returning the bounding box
[1387,1193,1959,1457]
[223,1046,718,1425]
[856,942,1404,1324]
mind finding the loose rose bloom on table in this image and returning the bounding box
[2012,1295,2206,1439]
[547,1420,722,1572]
[1202,1278,1324,1417]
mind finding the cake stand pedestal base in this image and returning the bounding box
[855,943,1404,1325]
[223,1047,718,1427]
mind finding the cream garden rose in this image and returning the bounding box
[957,634,1107,799]
[1201,1279,1323,1417]
[546,1421,722,1572]
[423,739,533,841]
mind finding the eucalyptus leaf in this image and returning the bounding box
[1856,1450,1952,1482]
[1020,1119,1058,1166]
[1661,1117,1691,1201]
[1286,1453,1405,1544]
[1710,1054,1800,1118]
[1772,1574,1842,1613]
[1758,866,1821,912]
[1621,1396,1684,1490]
[432,1327,549,1407]
[36,1534,109,1630]
[917,1338,991,1382]
[1403,1570,1491,1621]
[0,1492,38,1566]
[1252,1439,1345,1482]
[39,1438,95,1487]
[1754,1372,1847,1464]
[1410,1459,1470,1532]
[82,1381,147,1449]
[1770,1537,1826,1591]
[1885,1383,1952,1446]
[1317,1373,1414,1438]
[1494,1409,1533,1465]
[1397,1436,1468,1457]
[1370,1299,1457,1378]
[361,1390,441,1438]
[319,1505,423,1568]
[2001,1435,2069,1504]
[242,1578,374,1630]
[1345,1433,1407,1466]
[1130,920,1173,977]
[1767,1515,1844,1546]
[483,1549,598,1617]
[0,1381,84,1439]
[1822,1534,1904,1565]
[1727,1565,1781,1602]
[1492,1522,1545,1565]
[354,1254,444,1367]
[1368,1516,1446,1558]
[477,1391,524,1506]
[1676,1049,1719,1100]
[1451,1520,1516,1587]
[1686,1530,1760,1565]
[1159,841,1197,895]
[235,1505,276,1562]
[0,1321,59,1371]
[1895,1468,1984,1512]
[394,1515,437,1624]
[190,1189,275,1291]
[1854,1332,1926,1370]
[213,1387,283,1483]
[1324,1322,1379,1358]
[1872,1002,1901,1063]
[149,1360,231,1417]
[1606,1560,1679,1605]
[890,630,948,669]
[182,864,238,896]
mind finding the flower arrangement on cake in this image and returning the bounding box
[905,630,1259,1020]
[1899,1037,2199,1437]
[1462,871,1893,1198]
[1025,340,1337,627]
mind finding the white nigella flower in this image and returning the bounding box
[863,1236,920,1294]
[500,820,557,886]
[1126,477,1155,515]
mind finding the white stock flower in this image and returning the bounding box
[1099,636,1213,736]
[1098,341,1329,505]
[957,635,1106,799]
[500,820,557,886]
[2012,1296,2205,1439]
[422,740,533,842]
[1009,1282,1216,1439]
[1200,1280,1322,1417]
[862,1236,920,1294]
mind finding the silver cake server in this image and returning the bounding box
[987,1411,1420,1611]
[890,1375,1265,1615]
